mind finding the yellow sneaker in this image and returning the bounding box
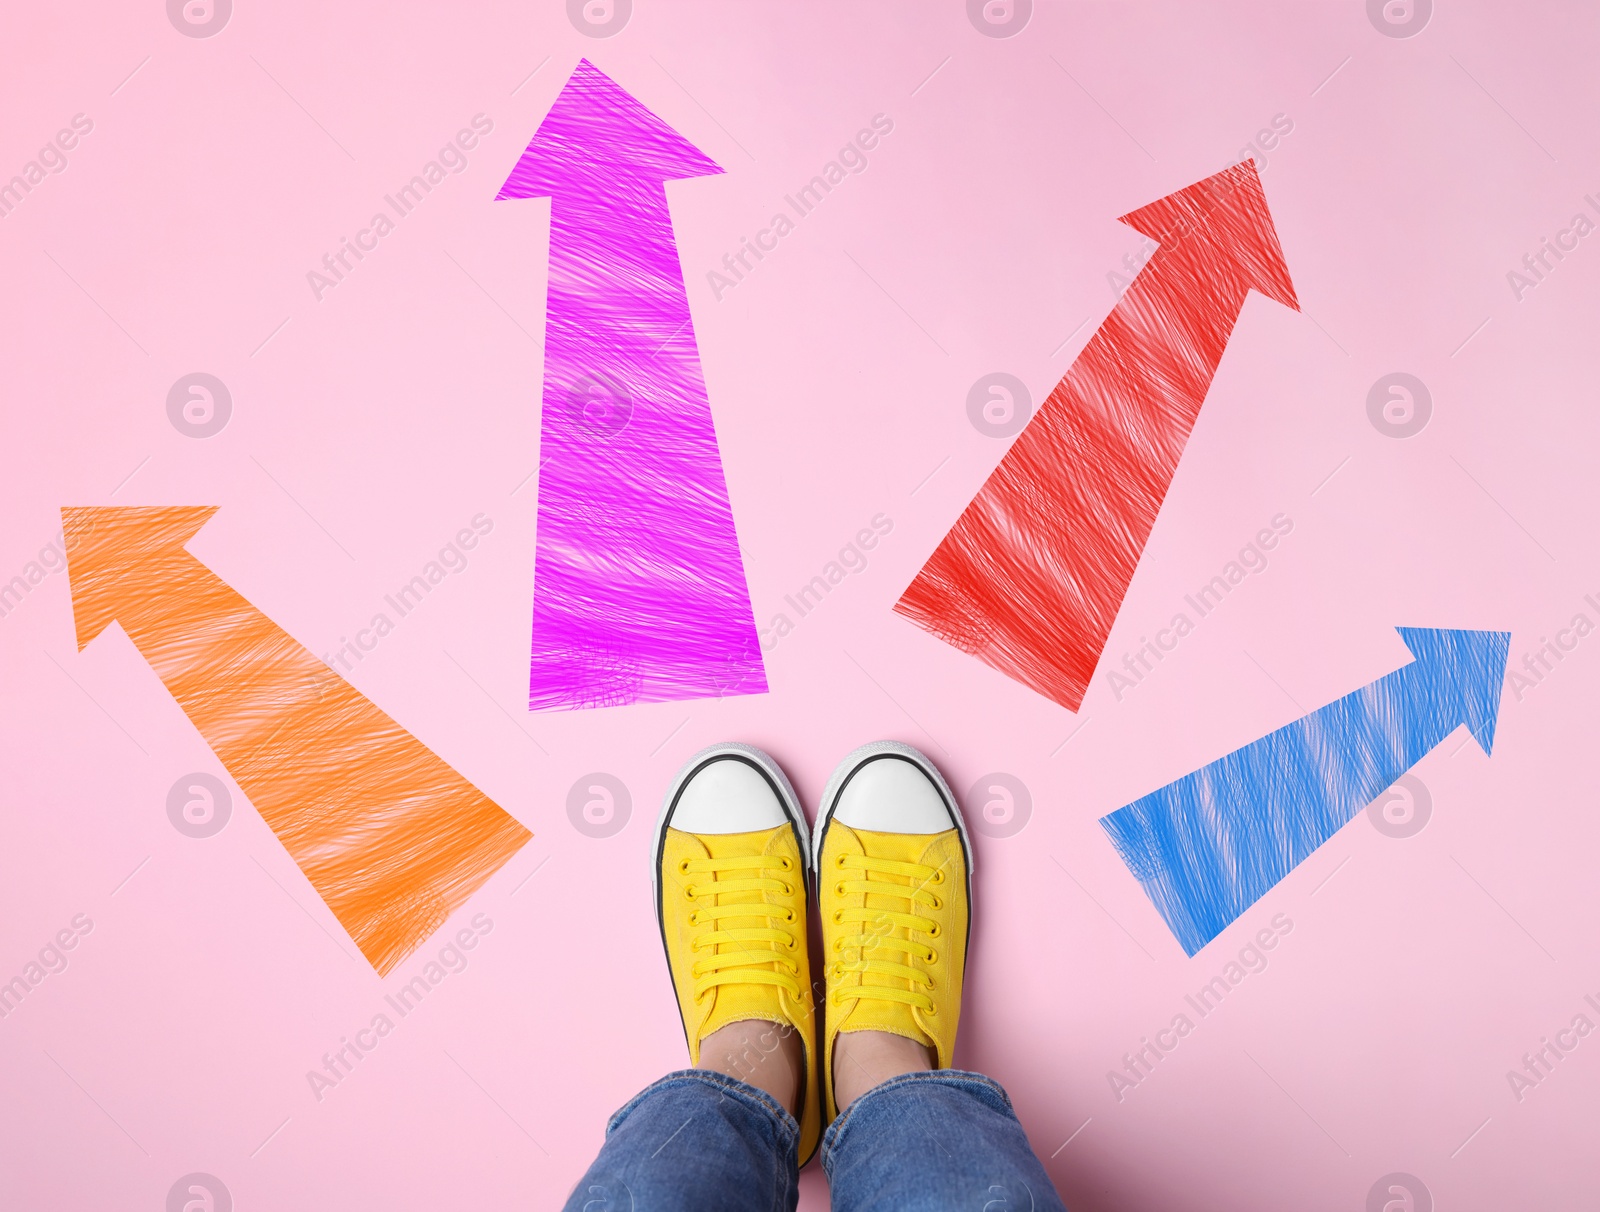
[654,743,821,1165]
[814,742,972,1121]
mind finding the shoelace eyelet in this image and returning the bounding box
[779,856,793,871]
[931,869,946,885]
[927,923,941,938]
[835,882,847,896]
[927,895,942,910]
[832,909,844,924]
[925,949,937,964]
[678,858,692,875]
[836,854,847,868]
[683,885,697,900]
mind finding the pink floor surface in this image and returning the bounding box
[2,3,1596,1208]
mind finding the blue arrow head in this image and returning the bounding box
[1397,627,1511,755]
[497,58,723,200]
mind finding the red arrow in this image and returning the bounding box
[895,160,1299,711]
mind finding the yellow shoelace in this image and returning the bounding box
[828,853,946,1016]
[678,854,802,1002]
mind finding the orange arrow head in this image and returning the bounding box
[62,506,220,650]
[1118,159,1299,312]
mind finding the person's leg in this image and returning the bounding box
[564,744,822,1210]
[560,1068,799,1212]
[822,1070,1069,1212]
[814,742,1068,1211]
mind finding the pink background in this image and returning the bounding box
[2,2,1596,1207]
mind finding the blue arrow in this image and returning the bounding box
[1100,627,1510,956]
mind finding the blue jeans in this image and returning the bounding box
[562,1068,1068,1212]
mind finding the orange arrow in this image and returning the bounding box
[62,506,532,976]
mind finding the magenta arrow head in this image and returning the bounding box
[499,60,765,711]
[497,59,723,199]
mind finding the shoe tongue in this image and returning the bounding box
[698,828,791,1037]
[835,826,934,1049]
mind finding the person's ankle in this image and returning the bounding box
[831,1029,935,1111]
[697,1019,803,1115]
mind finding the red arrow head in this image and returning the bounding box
[61,505,218,649]
[1118,159,1299,310]
[497,58,723,200]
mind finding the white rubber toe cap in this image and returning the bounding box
[669,755,789,835]
[832,755,955,834]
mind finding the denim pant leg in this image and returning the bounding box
[561,1070,800,1212]
[822,1070,1069,1212]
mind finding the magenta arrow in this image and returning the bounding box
[498,59,766,710]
